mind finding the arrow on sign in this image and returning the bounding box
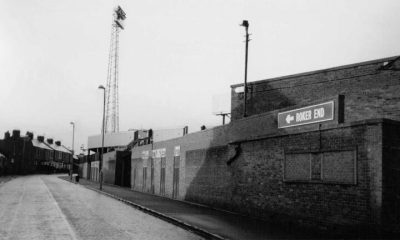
[286,114,294,124]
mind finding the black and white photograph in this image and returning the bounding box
[1,0,400,239]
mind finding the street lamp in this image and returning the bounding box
[240,20,250,117]
[98,85,106,190]
[70,121,75,181]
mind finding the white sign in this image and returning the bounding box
[174,146,180,157]
[152,148,166,158]
[278,101,334,128]
[142,150,149,160]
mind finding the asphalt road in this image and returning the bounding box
[0,175,204,240]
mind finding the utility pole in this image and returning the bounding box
[241,20,250,117]
[70,122,75,181]
[98,85,106,190]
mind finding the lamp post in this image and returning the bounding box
[98,85,106,190]
[70,122,75,181]
[240,20,250,117]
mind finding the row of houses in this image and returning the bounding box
[0,130,73,175]
[79,56,400,233]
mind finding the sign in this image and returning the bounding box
[278,101,334,128]
[152,148,166,158]
[174,146,180,157]
[142,151,149,160]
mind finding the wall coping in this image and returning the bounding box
[231,55,399,88]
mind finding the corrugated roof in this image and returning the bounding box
[88,131,136,149]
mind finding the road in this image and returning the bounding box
[0,175,203,240]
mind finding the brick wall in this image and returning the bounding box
[231,56,400,122]
[185,146,231,207]
[182,120,387,230]
[129,119,393,230]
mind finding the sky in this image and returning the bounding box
[1,0,400,153]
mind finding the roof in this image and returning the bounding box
[88,131,136,149]
[31,139,53,150]
[53,144,71,154]
[44,142,71,154]
[61,145,72,154]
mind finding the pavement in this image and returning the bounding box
[0,175,14,185]
[62,176,323,240]
[0,175,204,240]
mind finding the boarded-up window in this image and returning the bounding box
[284,153,310,181]
[322,151,355,184]
[284,150,356,184]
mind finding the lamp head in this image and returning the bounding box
[241,20,249,28]
[98,85,105,90]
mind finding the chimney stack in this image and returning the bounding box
[26,131,34,139]
[183,126,188,135]
[12,129,20,138]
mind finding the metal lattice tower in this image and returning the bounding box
[105,6,126,133]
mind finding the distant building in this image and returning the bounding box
[0,130,72,174]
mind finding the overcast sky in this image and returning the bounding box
[1,0,400,153]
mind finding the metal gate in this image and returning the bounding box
[172,156,180,199]
[142,167,147,191]
[150,157,154,194]
[160,157,166,196]
[132,167,136,188]
[115,151,131,187]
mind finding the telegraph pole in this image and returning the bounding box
[241,20,250,117]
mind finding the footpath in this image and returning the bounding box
[61,176,324,240]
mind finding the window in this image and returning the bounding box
[284,149,356,184]
[322,151,355,184]
[284,153,310,181]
